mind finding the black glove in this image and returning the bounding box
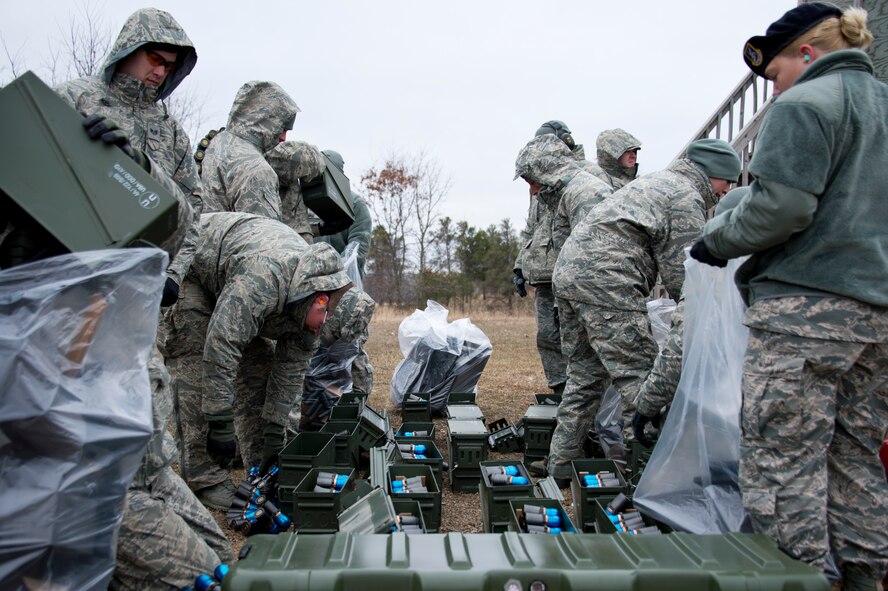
[205,410,237,463]
[160,277,179,307]
[513,269,527,297]
[82,114,150,171]
[317,217,353,236]
[631,410,656,448]
[553,305,560,330]
[690,238,727,268]
[651,405,667,430]
[261,421,286,464]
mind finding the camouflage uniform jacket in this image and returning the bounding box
[189,212,349,424]
[54,7,202,285]
[200,81,300,221]
[266,140,325,241]
[316,193,373,278]
[513,135,597,283]
[514,194,558,284]
[319,286,376,347]
[553,171,612,253]
[586,128,642,190]
[553,158,716,311]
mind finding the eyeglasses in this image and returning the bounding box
[144,49,176,72]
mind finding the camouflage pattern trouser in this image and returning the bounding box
[111,466,234,590]
[351,339,374,396]
[546,298,657,479]
[741,325,888,577]
[533,283,567,390]
[165,280,279,491]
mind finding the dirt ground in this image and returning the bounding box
[210,304,573,552]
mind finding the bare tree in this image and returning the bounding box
[409,151,452,275]
[166,83,211,145]
[55,0,113,80]
[361,150,452,306]
[0,35,26,84]
[361,158,417,304]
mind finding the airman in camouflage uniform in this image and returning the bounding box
[545,139,740,483]
[586,128,642,190]
[632,187,750,443]
[514,122,604,395]
[54,7,202,287]
[514,135,613,254]
[164,212,351,508]
[55,9,233,589]
[199,80,300,219]
[266,140,326,243]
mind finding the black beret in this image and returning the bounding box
[743,3,843,77]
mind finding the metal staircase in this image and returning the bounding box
[676,73,773,186]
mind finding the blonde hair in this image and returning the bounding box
[785,7,873,55]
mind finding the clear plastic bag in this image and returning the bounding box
[633,253,749,534]
[594,385,623,457]
[396,299,451,358]
[300,339,360,431]
[0,248,166,590]
[390,300,492,413]
[647,297,677,351]
[341,241,363,291]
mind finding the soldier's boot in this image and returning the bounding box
[531,461,570,488]
[527,459,548,477]
[196,479,237,510]
[843,565,879,591]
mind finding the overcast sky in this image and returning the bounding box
[1,1,795,233]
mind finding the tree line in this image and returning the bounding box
[360,153,521,310]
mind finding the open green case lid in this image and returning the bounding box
[0,71,178,253]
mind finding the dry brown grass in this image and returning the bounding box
[215,305,566,549]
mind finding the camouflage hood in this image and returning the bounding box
[226,81,301,153]
[514,135,581,191]
[596,128,642,180]
[102,8,197,101]
[321,287,376,343]
[287,242,350,304]
[266,140,325,188]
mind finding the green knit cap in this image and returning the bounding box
[686,139,741,181]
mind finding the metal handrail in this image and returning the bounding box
[675,72,774,185]
[678,0,870,183]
